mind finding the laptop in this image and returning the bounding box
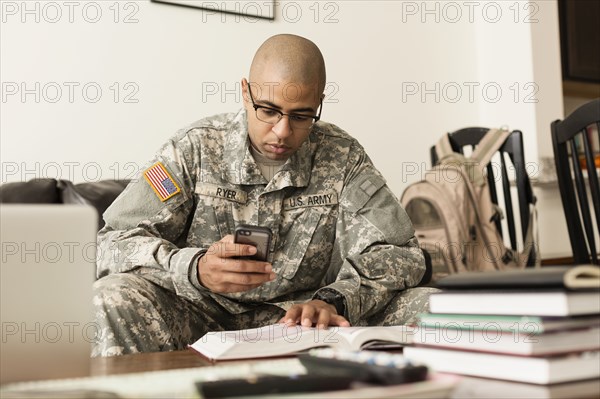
[0,205,97,385]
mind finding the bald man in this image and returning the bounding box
[93,34,435,357]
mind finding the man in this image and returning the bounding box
[93,34,434,357]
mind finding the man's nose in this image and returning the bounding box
[272,116,293,139]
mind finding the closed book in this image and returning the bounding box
[403,347,600,384]
[428,291,600,316]
[452,376,600,398]
[436,265,599,291]
[417,314,600,334]
[412,326,600,356]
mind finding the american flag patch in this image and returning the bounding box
[143,162,181,202]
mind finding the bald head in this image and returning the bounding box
[249,34,326,96]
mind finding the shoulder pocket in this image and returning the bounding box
[340,174,386,214]
[104,174,188,231]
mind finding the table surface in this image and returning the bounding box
[90,349,219,376]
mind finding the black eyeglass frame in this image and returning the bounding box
[247,83,323,127]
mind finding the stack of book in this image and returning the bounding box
[404,265,600,385]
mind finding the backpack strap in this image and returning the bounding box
[458,128,511,187]
[436,129,511,186]
[434,133,456,160]
[470,128,512,167]
[522,202,541,267]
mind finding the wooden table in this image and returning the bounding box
[86,350,461,398]
[90,349,217,376]
[88,350,600,399]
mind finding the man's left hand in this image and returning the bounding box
[279,300,351,329]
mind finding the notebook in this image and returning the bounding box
[0,204,97,384]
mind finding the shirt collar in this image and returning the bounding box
[222,109,312,189]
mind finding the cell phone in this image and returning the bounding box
[233,224,272,262]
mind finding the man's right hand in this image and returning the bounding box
[197,235,276,293]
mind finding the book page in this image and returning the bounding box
[337,326,416,350]
[202,324,315,343]
[190,324,351,360]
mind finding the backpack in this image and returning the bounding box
[400,129,539,281]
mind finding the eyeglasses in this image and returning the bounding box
[247,83,322,130]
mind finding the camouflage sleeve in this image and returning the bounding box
[96,131,203,300]
[316,148,425,325]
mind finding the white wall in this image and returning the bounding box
[0,1,568,258]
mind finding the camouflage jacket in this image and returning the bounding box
[97,109,425,325]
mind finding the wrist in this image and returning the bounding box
[188,249,208,290]
[314,288,346,317]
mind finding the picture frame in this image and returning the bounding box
[151,0,275,20]
[558,0,600,84]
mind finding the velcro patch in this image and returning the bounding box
[283,191,338,210]
[359,179,379,196]
[195,183,247,204]
[144,162,181,202]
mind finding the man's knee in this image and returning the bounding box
[93,273,156,308]
[94,272,149,291]
[92,273,177,357]
[93,274,120,310]
[372,287,441,326]
[393,287,440,323]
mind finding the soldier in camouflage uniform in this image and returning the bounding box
[93,34,437,357]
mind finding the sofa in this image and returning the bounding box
[0,179,129,230]
[0,178,432,285]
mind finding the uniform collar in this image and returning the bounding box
[223,109,312,189]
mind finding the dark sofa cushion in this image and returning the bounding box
[59,180,130,229]
[0,179,61,203]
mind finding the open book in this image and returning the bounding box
[189,323,415,361]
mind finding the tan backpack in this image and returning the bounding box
[401,129,539,281]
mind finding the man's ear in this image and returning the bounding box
[241,78,250,103]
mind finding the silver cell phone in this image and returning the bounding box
[233,224,272,262]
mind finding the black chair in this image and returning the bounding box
[430,127,537,266]
[551,98,600,265]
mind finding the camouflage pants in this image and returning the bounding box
[362,287,440,326]
[92,273,439,357]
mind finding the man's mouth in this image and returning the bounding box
[266,144,289,154]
